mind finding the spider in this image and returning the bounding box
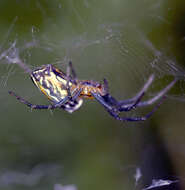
[7,60,177,122]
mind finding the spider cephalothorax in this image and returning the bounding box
[8,62,177,121]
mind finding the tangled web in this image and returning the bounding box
[0,22,184,101]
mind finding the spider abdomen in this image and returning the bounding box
[31,64,70,103]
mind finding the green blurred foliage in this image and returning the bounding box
[0,0,185,190]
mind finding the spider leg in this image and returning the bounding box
[103,78,109,94]
[68,61,77,80]
[66,66,72,97]
[92,92,117,113]
[119,91,145,111]
[124,78,177,108]
[65,61,78,96]
[92,92,144,112]
[51,96,71,107]
[71,88,83,101]
[9,91,70,110]
[107,96,165,121]
[9,91,56,109]
[101,77,147,112]
[102,90,145,112]
[98,74,154,113]
[92,92,165,122]
[102,94,118,106]
[66,61,77,85]
[118,74,155,105]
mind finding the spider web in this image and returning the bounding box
[0,0,184,190]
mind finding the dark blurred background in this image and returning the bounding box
[0,0,185,190]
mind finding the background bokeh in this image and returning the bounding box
[0,0,185,190]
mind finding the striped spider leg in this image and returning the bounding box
[92,76,177,121]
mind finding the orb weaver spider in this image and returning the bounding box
[6,57,177,121]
